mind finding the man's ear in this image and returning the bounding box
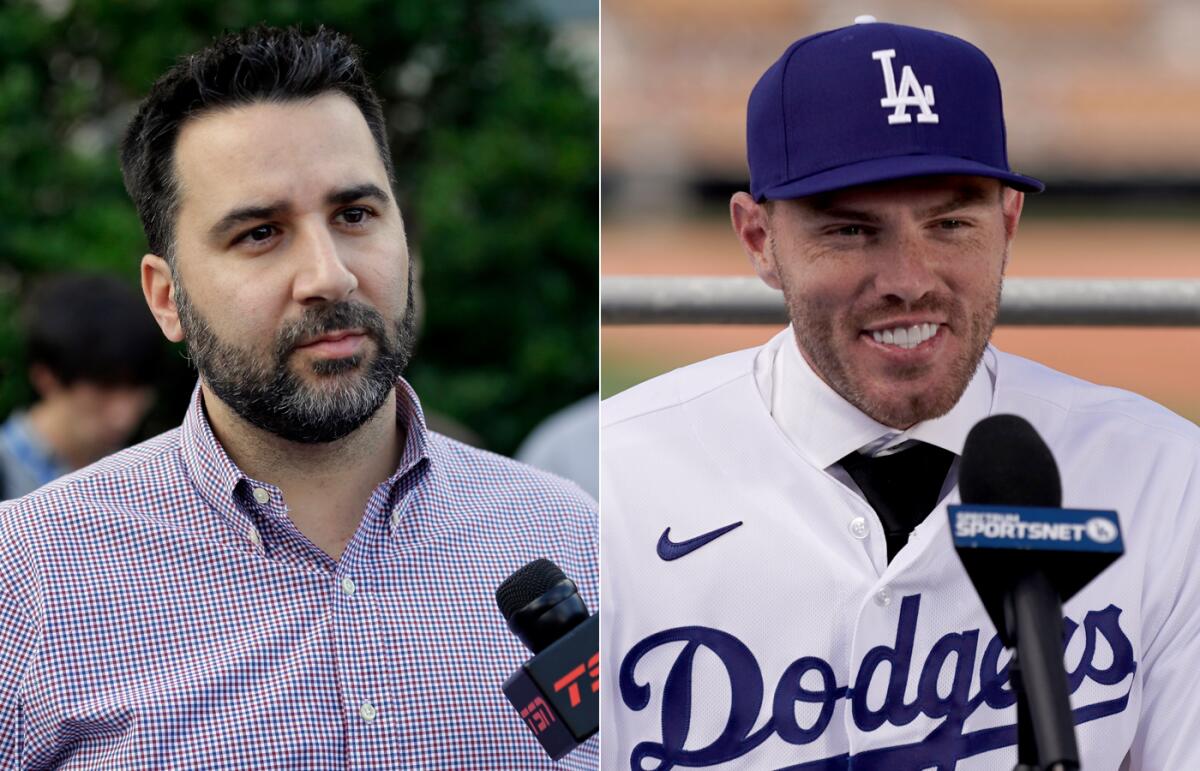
[999,188,1025,272]
[1001,188,1024,240]
[141,254,183,343]
[730,192,781,290]
[28,363,63,398]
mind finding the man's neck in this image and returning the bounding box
[201,383,405,560]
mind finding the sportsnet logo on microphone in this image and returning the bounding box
[950,505,1123,553]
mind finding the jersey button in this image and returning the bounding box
[848,516,869,539]
[874,587,892,607]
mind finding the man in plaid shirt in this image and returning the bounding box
[0,25,597,769]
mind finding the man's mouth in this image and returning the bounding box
[295,329,367,358]
[858,320,946,353]
[868,322,940,350]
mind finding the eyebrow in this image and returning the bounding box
[208,183,392,241]
[326,183,391,208]
[804,204,883,224]
[802,184,996,224]
[208,201,289,241]
[916,186,995,219]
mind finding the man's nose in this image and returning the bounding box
[873,229,938,305]
[292,223,358,305]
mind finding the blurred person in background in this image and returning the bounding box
[0,25,597,769]
[516,392,599,499]
[0,273,158,499]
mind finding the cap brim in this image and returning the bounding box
[758,154,1044,200]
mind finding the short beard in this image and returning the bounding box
[781,276,999,429]
[175,277,416,444]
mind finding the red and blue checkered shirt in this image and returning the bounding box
[0,381,598,769]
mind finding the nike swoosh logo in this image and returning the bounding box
[657,521,744,561]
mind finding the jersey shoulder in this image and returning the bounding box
[602,347,759,430]
[995,349,1200,448]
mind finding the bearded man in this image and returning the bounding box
[0,26,596,769]
[601,18,1200,770]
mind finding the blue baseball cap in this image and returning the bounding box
[747,18,1043,200]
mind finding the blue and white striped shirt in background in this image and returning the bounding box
[0,380,598,769]
[0,412,71,501]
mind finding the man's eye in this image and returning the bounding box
[239,225,276,244]
[938,219,965,230]
[835,225,868,236]
[339,207,372,225]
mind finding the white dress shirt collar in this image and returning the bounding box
[753,327,996,469]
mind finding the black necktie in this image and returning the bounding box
[839,442,955,562]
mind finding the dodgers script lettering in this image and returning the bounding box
[619,594,1136,770]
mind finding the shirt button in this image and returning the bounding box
[248,527,262,546]
[874,587,892,607]
[359,701,378,721]
[252,487,270,504]
[848,516,869,539]
[341,577,357,596]
[391,511,400,528]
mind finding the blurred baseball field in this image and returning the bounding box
[602,0,1200,426]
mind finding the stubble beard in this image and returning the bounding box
[779,275,1001,429]
[174,276,417,444]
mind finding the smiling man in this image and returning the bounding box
[602,18,1200,770]
[0,26,597,769]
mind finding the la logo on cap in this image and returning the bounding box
[872,49,939,125]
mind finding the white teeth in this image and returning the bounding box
[870,323,940,349]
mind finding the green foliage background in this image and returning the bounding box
[0,0,597,455]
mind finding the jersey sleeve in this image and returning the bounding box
[1126,460,1200,769]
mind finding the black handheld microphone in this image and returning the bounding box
[496,558,598,760]
[950,414,1124,771]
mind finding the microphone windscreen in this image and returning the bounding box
[496,558,566,622]
[959,414,1062,508]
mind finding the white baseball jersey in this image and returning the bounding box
[601,329,1200,770]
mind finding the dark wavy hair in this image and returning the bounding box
[119,25,394,260]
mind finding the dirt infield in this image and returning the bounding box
[602,218,1200,423]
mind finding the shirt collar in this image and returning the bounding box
[180,379,433,516]
[754,327,995,469]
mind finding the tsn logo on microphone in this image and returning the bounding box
[519,651,599,736]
